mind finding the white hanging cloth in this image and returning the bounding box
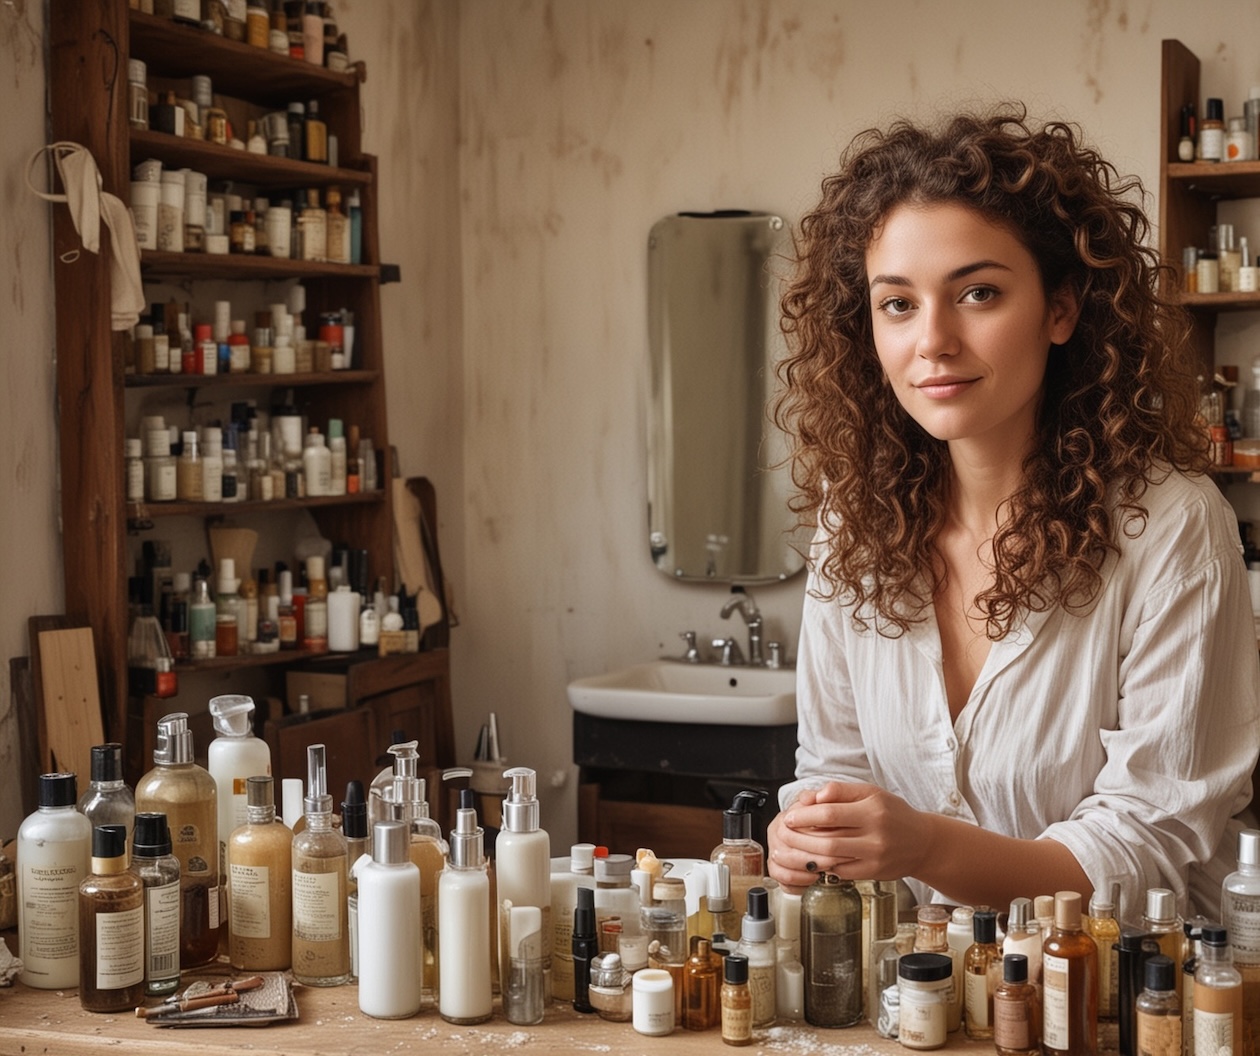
[25,141,145,331]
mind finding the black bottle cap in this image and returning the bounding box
[133,812,173,857]
[1003,953,1028,984]
[746,886,769,921]
[899,952,953,982]
[92,823,128,859]
[459,788,475,811]
[1207,98,1225,122]
[1118,929,1156,952]
[574,884,596,935]
[341,780,367,839]
[725,953,749,985]
[1145,955,1176,993]
[973,908,997,945]
[90,743,124,784]
[38,772,77,807]
[1202,925,1229,948]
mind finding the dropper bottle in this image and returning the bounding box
[710,789,769,938]
[291,744,349,985]
[342,780,368,981]
[438,790,492,1024]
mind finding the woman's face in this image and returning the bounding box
[865,201,1079,458]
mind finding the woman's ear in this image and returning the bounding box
[1048,282,1082,345]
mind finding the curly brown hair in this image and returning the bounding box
[774,107,1210,638]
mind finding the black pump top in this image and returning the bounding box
[973,909,997,945]
[93,823,128,859]
[722,789,769,840]
[132,812,172,857]
[341,780,367,839]
[1145,955,1176,993]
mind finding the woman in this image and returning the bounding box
[766,108,1260,918]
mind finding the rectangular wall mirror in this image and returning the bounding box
[647,211,807,583]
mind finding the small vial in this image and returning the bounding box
[994,953,1041,1056]
[722,953,754,1046]
[1136,955,1181,1056]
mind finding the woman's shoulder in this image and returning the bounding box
[1116,466,1242,568]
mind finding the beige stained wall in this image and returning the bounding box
[4,1,1260,844]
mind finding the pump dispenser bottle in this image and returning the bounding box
[291,744,349,985]
[135,712,220,967]
[18,773,93,989]
[438,791,493,1024]
[228,775,292,970]
[130,812,181,995]
[208,693,272,893]
[356,820,423,1019]
[711,789,769,939]
[79,824,145,1012]
[1222,828,1260,1047]
[497,767,552,999]
[77,743,136,843]
[737,885,778,1027]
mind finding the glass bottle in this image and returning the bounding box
[1195,926,1243,1056]
[964,907,1003,1040]
[303,554,329,651]
[722,952,754,1046]
[800,871,862,1028]
[228,776,292,971]
[175,429,203,500]
[134,712,220,968]
[1120,932,1164,1056]
[78,824,146,1012]
[1221,828,1260,1049]
[735,885,778,1028]
[872,920,917,1033]
[898,952,953,1050]
[18,773,92,989]
[1085,885,1121,1022]
[1145,888,1185,1000]
[1003,896,1043,985]
[299,187,327,262]
[994,953,1041,1056]
[325,185,350,264]
[189,571,217,659]
[304,98,327,162]
[504,903,546,1025]
[128,595,178,697]
[1042,890,1099,1056]
[683,936,722,1030]
[130,812,181,996]
[77,743,136,843]
[710,789,767,937]
[590,950,632,1021]
[291,744,350,985]
[1183,918,1205,1056]
[214,558,241,657]
[1137,954,1182,1056]
[342,781,369,980]
[915,903,962,1031]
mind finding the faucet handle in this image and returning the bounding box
[679,630,701,663]
[766,641,783,669]
[711,636,745,666]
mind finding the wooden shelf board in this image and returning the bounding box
[125,368,378,389]
[128,10,359,102]
[130,128,370,187]
[139,249,377,281]
[1166,160,1260,199]
[1175,291,1260,312]
[127,490,384,523]
[176,647,324,673]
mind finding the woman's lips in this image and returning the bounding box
[916,377,977,398]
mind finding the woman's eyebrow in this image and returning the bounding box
[868,259,1014,287]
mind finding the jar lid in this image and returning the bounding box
[128,58,146,83]
[898,952,952,982]
[1208,98,1225,121]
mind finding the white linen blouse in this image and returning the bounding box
[780,469,1260,919]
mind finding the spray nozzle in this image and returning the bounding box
[305,743,331,813]
[209,693,256,737]
[723,788,769,840]
[387,739,419,776]
[501,766,540,834]
[503,766,537,802]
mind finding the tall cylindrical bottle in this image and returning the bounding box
[722,952,754,1046]
[496,767,552,999]
[683,936,722,1030]
[710,789,768,940]
[228,775,292,970]
[1144,888,1184,1001]
[78,824,145,1012]
[135,711,220,967]
[504,904,546,1026]
[357,820,423,1019]
[77,743,136,844]
[18,773,92,989]
[129,812,181,996]
[342,780,369,981]
[208,694,272,893]
[1195,926,1243,1056]
[801,872,862,1027]
[964,908,1002,1040]
[1221,828,1260,1050]
[291,744,350,985]
[438,794,493,1024]
[1085,886,1121,1022]
[735,885,778,1028]
[1042,890,1099,1056]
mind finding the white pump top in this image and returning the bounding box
[209,693,255,737]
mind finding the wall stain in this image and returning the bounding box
[1,0,40,91]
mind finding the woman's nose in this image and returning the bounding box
[915,302,960,360]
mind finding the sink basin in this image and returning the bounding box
[567,660,796,726]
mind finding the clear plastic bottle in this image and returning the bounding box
[291,744,350,985]
[135,712,220,968]
[18,773,92,989]
[710,790,768,939]
[130,812,181,996]
[801,872,862,1028]
[77,743,136,844]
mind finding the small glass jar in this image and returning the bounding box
[898,952,952,1050]
[127,59,148,130]
[215,612,239,657]
[589,952,632,1021]
[230,211,256,254]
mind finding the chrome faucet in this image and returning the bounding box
[720,587,764,666]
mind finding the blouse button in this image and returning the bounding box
[948,791,961,807]
[945,737,956,752]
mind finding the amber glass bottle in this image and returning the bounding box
[79,824,146,1012]
[1042,890,1098,1056]
[683,936,722,1030]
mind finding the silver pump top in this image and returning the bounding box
[449,805,485,869]
[210,694,256,737]
[502,766,540,832]
[1008,896,1033,929]
[372,820,410,865]
[388,740,420,778]
[1145,887,1176,923]
[1239,828,1260,867]
[154,712,194,765]
[1089,882,1118,916]
[304,743,332,814]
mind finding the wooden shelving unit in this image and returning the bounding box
[46,2,438,780]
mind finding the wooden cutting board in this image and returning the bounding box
[29,619,105,785]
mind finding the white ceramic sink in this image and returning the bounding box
[567,660,796,726]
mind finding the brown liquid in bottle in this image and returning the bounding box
[1042,891,1099,1056]
[79,825,146,1013]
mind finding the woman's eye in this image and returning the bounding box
[963,286,998,304]
[877,296,913,316]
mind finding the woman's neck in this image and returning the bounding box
[944,437,1029,539]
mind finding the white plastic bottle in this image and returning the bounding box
[551,844,598,1001]
[496,767,552,998]
[302,426,331,496]
[18,772,93,989]
[438,793,493,1024]
[356,820,423,1019]
[208,693,272,884]
[1222,827,1260,1031]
